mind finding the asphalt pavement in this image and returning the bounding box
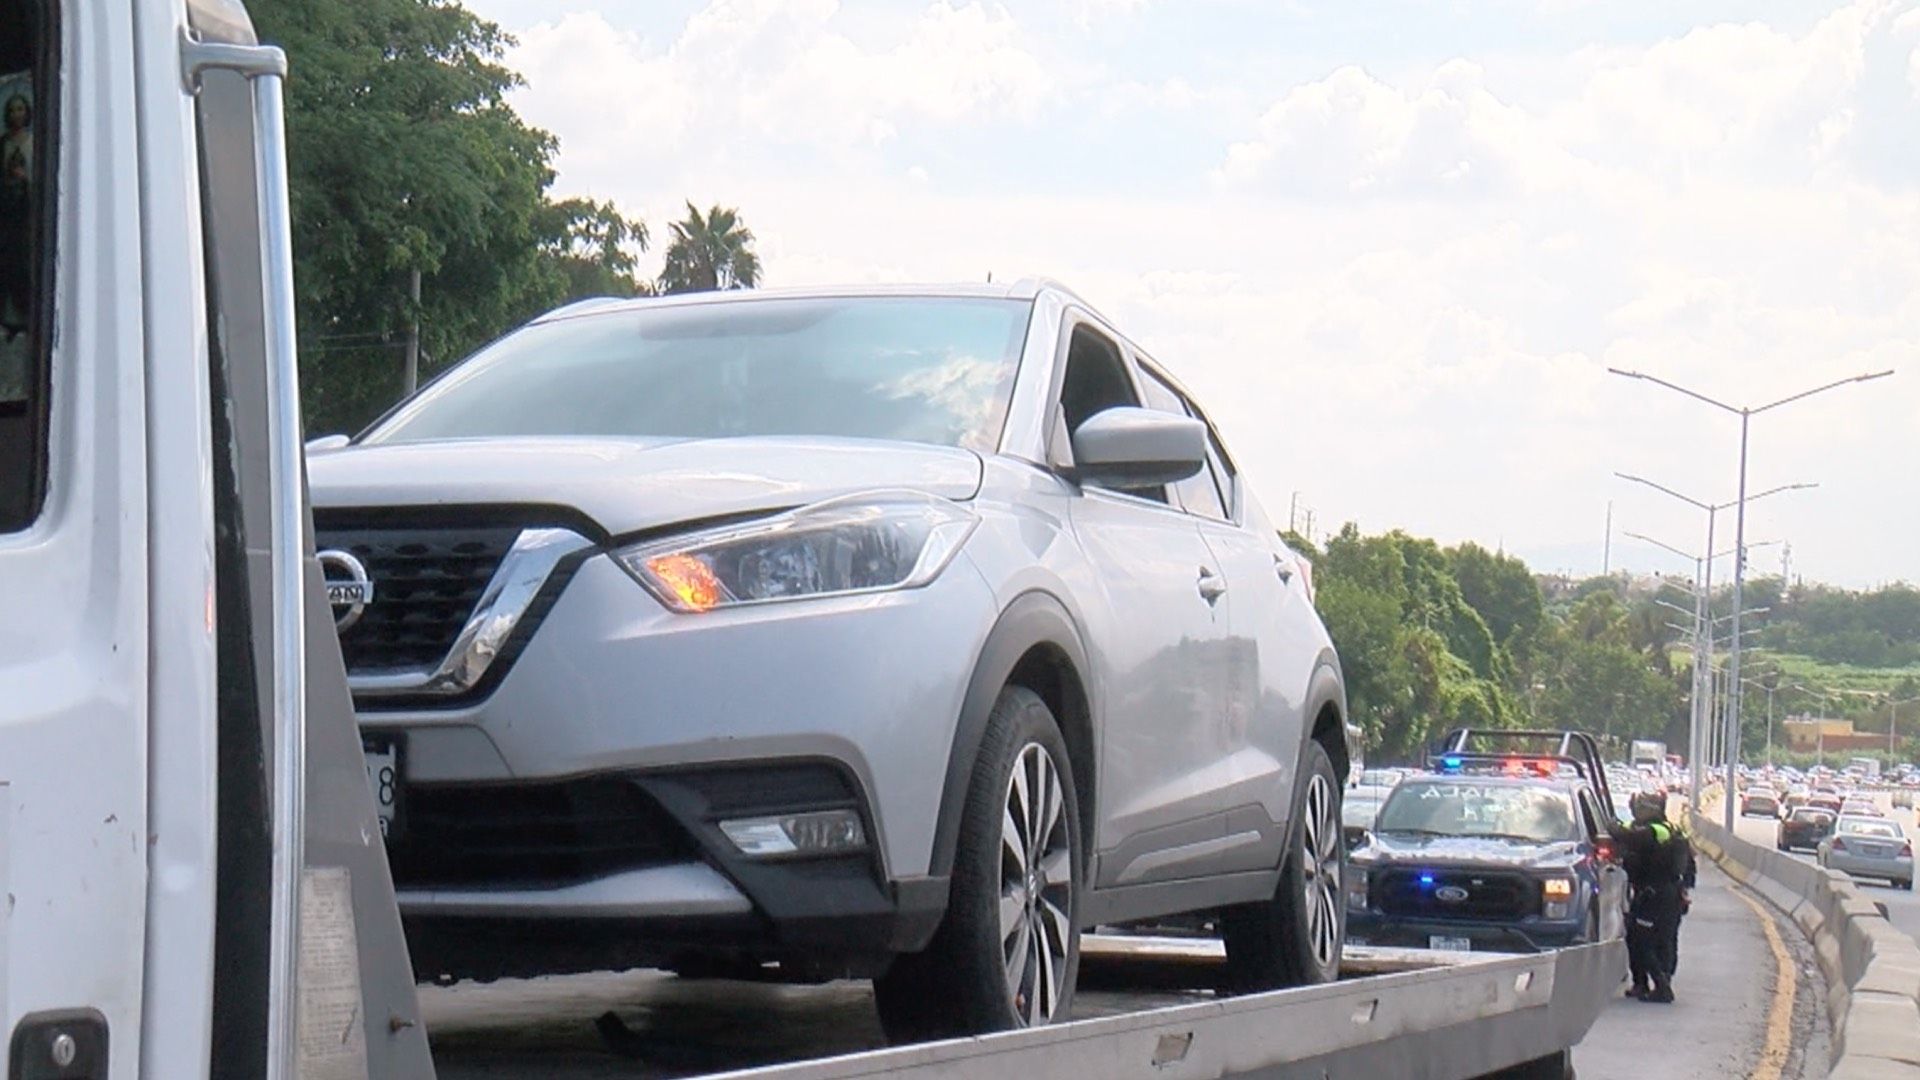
[1572,857,1828,1079]
[1731,795,1920,945]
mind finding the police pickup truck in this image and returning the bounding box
[1346,731,1628,953]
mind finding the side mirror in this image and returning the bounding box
[1067,406,1206,489]
[305,433,350,454]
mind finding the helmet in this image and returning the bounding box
[1630,790,1667,821]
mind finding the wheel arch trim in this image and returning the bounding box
[929,590,1096,883]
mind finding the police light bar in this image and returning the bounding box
[1428,751,1584,781]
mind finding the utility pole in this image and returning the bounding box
[402,268,422,396]
[1616,473,1809,805]
[1609,367,1893,832]
[1602,501,1612,575]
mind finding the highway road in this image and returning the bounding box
[1573,857,1828,1079]
[1731,794,1920,943]
[419,860,1825,1079]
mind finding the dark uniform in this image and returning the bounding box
[1609,793,1687,1003]
[1666,827,1697,977]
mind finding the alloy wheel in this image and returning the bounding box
[1000,742,1073,1026]
[1300,771,1343,972]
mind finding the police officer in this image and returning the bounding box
[1610,790,1686,1003]
[1665,822,1697,978]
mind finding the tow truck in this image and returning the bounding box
[0,1,1621,1076]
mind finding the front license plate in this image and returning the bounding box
[362,734,403,842]
[1430,935,1472,952]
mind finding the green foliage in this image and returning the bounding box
[249,0,651,434]
[1308,526,1683,761]
[1760,583,1920,667]
[1447,542,1545,661]
[659,203,762,294]
[1311,527,1517,759]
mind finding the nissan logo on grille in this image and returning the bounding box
[318,549,375,631]
[1435,885,1470,904]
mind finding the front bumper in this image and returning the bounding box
[1346,911,1586,953]
[356,550,1001,973]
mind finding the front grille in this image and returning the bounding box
[1375,868,1541,920]
[316,523,521,674]
[388,778,696,889]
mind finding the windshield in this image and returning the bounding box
[364,296,1033,452]
[1375,781,1579,843]
[1791,810,1833,825]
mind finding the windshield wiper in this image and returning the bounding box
[1377,827,1449,837]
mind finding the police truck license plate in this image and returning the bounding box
[362,735,402,842]
[1430,936,1471,952]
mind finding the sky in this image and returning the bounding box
[462,0,1920,588]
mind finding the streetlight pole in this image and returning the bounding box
[1609,368,1892,833]
[1615,473,1813,809]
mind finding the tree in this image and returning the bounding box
[659,203,762,294]
[248,0,648,434]
[1448,542,1545,661]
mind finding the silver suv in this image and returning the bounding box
[307,280,1355,1038]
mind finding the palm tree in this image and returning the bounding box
[658,203,762,294]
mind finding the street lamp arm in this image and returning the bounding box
[1614,471,1712,511]
[1608,368,1744,415]
[1623,530,1699,563]
[1753,371,1895,415]
[1741,482,1819,508]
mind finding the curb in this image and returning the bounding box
[1692,813,1920,1077]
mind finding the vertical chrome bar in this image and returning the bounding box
[251,65,306,1080]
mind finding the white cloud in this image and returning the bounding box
[469,0,1920,586]
[508,2,1053,163]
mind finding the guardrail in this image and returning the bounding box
[1689,814,1920,1078]
[702,941,1623,1080]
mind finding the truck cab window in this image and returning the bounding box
[0,0,47,532]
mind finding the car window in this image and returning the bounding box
[367,296,1032,453]
[1057,323,1166,504]
[1193,409,1238,521]
[1840,819,1901,839]
[0,1,49,533]
[1575,791,1600,839]
[1137,365,1223,519]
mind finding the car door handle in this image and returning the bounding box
[1197,567,1228,604]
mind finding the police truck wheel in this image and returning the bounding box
[1221,741,1344,992]
[874,686,1081,1042]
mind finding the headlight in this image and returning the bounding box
[1346,867,1370,911]
[616,491,979,613]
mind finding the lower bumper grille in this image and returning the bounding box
[388,779,696,890]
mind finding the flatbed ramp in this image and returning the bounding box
[596,940,1623,1080]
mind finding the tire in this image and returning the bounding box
[1220,740,1344,992]
[873,686,1082,1042]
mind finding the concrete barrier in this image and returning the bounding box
[1690,813,1920,1077]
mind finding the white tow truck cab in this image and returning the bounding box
[0,1,426,1076]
